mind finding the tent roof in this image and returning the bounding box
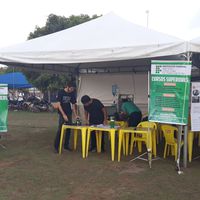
[188,37,200,53]
[0,72,32,89]
[0,13,187,72]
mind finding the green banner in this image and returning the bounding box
[0,84,8,132]
[149,61,191,125]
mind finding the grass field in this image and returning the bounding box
[0,111,200,200]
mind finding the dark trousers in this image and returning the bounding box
[128,112,142,127]
[54,114,72,150]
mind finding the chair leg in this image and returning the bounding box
[73,129,78,150]
[164,144,167,158]
[174,144,177,161]
[125,133,129,156]
[137,141,142,153]
[130,134,134,155]
[122,134,126,155]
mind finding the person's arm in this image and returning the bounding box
[56,90,68,122]
[121,103,127,115]
[84,110,89,125]
[102,107,108,125]
[57,102,68,122]
[72,103,79,119]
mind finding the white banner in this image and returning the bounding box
[191,82,200,131]
[0,84,8,95]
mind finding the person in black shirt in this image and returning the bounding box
[54,82,78,153]
[81,95,107,152]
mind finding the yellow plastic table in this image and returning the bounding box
[59,125,88,158]
[118,127,153,167]
[86,126,118,161]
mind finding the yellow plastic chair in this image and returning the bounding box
[185,116,197,163]
[130,121,157,157]
[161,124,183,161]
[129,121,156,156]
[115,121,129,155]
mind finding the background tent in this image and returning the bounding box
[0,72,32,89]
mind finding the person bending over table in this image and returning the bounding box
[81,95,108,152]
[121,98,142,127]
[54,82,78,153]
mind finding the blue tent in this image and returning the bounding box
[0,72,32,89]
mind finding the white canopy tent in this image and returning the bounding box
[0,13,188,108]
[0,13,198,169]
[0,13,187,71]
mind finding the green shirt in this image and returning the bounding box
[121,101,141,115]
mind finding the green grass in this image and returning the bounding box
[0,111,200,200]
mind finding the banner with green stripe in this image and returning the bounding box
[149,60,191,125]
[0,84,8,132]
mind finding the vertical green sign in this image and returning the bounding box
[149,61,191,125]
[0,84,8,132]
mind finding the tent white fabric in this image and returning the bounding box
[0,13,186,66]
[188,37,200,53]
[77,73,148,109]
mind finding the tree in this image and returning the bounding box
[10,14,100,96]
[28,14,99,39]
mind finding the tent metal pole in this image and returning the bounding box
[177,125,183,174]
[148,70,150,114]
[183,125,188,168]
[183,51,192,168]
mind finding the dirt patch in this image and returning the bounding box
[0,158,29,169]
[119,163,145,174]
[66,184,118,200]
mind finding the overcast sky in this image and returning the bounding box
[0,0,200,48]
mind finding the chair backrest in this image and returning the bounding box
[161,124,178,144]
[137,121,157,130]
[115,121,128,128]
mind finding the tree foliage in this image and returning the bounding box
[28,14,99,39]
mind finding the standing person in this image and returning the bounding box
[54,82,78,153]
[81,95,107,152]
[121,98,142,127]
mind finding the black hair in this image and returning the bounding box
[81,95,91,104]
[65,82,76,88]
[121,98,129,103]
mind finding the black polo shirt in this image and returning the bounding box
[57,89,76,115]
[84,99,104,124]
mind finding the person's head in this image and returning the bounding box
[64,82,76,93]
[121,98,129,103]
[81,95,92,106]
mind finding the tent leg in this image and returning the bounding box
[177,126,183,174]
[183,125,188,168]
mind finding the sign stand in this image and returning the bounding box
[149,60,191,174]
